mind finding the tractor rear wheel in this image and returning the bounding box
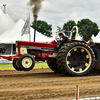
[13,59,22,71]
[18,54,35,71]
[56,42,95,76]
[47,61,60,73]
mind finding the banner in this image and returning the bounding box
[21,16,30,36]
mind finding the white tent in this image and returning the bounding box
[0,9,15,35]
[0,18,54,44]
[92,32,100,43]
[30,28,54,42]
[0,19,29,44]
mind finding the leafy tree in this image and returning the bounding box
[55,26,64,38]
[77,18,100,41]
[56,26,64,34]
[31,20,52,37]
[63,20,76,39]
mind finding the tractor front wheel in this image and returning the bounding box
[13,59,22,71]
[18,54,35,71]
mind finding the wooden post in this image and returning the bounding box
[76,85,79,100]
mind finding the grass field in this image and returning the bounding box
[0,62,49,70]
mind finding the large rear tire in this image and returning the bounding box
[13,59,22,71]
[18,54,35,71]
[47,61,60,73]
[56,42,95,76]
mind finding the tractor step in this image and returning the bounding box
[48,53,57,58]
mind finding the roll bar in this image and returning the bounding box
[69,26,78,40]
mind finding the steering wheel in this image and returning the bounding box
[55,38,62,45]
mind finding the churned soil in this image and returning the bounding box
[0,68,100,100]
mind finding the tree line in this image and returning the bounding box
[31,18,100,41]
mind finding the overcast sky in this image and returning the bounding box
[0,0,100,34]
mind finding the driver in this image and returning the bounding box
[56,33,69,51]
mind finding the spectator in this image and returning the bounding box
[89,38,97,60]
[0,45,5,54]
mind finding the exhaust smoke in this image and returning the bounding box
[27,0,44,42]
[28,0,44,21]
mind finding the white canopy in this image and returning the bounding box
[30,28,54,42]
[92,32,100,43]
[0,18,54,44]
[0,9,15,35]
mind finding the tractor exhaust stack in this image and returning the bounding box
[33,14,38,42]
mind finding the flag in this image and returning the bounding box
[21,16,30,36]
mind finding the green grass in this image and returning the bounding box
[0,62,49,70]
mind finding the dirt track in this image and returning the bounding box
[0,68,100,100]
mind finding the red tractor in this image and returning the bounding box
[1,26,100,76]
